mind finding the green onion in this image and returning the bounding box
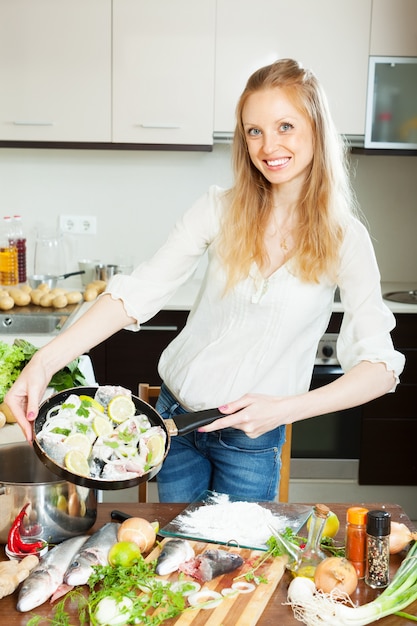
[288,540,417,625]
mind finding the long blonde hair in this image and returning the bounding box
[218,58,359,289]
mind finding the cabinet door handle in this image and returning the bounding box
[13,121,54,126]
[141,325,179,332]
[137,123,181,130]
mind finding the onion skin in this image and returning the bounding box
[389,521,417,554]
[314,557,358,596]
[117,517,156,553]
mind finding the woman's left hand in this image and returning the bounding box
[199,394,289,438]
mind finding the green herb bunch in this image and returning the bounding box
[0,338,88,403]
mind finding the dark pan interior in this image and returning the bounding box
[33,386,170,490]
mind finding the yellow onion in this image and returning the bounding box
[314,557,358,596]
[389,522,417,554]
[117,517,156,553]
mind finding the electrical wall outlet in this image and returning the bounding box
[59,214,97,235]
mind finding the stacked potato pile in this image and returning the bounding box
[0,280,107,311]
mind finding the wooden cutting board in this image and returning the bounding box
[145,538,288,626]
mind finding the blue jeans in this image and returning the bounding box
[155,384,286,503]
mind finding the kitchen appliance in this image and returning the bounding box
[0,442,97,544]
[33,386,222,490]
[28,271,85,289]
[290,333,362,477]
[365,56,417,150]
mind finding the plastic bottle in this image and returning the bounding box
[345,506,368,579]
[0,216,18,286]
[11,215,27,283]
[365,509,391,589]
[289,503,330,580]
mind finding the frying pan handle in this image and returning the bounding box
[170,408,224,436]
[111,509,131,522]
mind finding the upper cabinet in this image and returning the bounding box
[0,0,111,142]
[112,0,215,147]
[370,0,417,56]
[214,0,372,137]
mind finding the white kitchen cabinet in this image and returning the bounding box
[0,0,111,142]
[214,0,372,137]
[370,0,417,56]
[112,0,216,147]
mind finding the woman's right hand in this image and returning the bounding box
[4,352,51,442]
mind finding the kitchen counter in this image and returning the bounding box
[0,501,415,625]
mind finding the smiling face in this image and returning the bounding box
[242,87,314,192]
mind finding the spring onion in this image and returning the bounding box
[287,540,417,625]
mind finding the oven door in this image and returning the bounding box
[291,364,362,460]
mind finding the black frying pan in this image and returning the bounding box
[33,386,222,490]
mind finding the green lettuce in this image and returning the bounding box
[0,338,88,403]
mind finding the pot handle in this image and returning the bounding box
[59,271,85,279]
[167,408,224,436]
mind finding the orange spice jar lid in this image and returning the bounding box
[346,506,368,525]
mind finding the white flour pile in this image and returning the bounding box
[171,493,300,549]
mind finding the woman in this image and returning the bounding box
[6,59,404,502]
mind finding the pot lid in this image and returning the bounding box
[383,290,417,304]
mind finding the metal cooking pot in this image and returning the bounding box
[33,386,222,490]
[28,271,85,290]
[0,442,97,544]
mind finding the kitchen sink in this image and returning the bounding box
[0,313,69,334]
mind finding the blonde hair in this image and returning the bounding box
[218,58,359,289]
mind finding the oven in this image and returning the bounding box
[290,333,362,477]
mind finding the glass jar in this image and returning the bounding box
[289,503,330,580]
[365,509,391,589]
[345,506,368,579]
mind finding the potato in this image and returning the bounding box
[66,290,83,304]
[83,287,98,302]
[38,283,50,292]
[30,289,43,305]
[0,296,14,310]
[50,287,67,297]
[8,288,31,306]
[89,280,107,294]
[20,284,32,293]
[52,294,68,309]
[0,289,10,298]
[39,292,54,307]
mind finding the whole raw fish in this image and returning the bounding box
[17,535,88,612]
[179,549,244,582]
[155,539,195,575]
[64,522,120,586]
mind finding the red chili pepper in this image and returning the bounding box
[7,503,46,554]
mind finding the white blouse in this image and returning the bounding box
[107,185,405,411]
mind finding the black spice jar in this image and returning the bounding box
[365,509,391,588]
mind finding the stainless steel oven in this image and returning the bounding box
[290,333,362,477]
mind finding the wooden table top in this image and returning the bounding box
[1,501,416,625]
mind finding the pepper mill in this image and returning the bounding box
[365,509,391,588]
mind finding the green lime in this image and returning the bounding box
[108,541,142,567]
[64,449,90,477]
[107,395,136,424]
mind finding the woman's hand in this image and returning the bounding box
[199,393,290,438]
[4,352,51,442]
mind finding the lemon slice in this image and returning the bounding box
[65,433,92,457]
[146,434,165,467]
[79,395,105,413]
[65,449,90,477]
[93,414,114,437]
[107,395,136,423]
[150,520,160,534]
